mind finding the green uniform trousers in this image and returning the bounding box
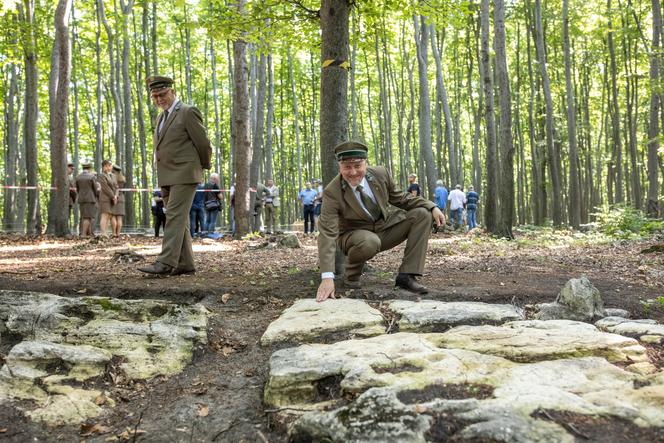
[338,207,432,280]
[264,203,277,232]
[157,183,197,269]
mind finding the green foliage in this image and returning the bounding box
[592,205,664,239]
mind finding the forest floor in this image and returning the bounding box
[0,226,663,442]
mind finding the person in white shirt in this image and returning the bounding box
[448,184,467,229]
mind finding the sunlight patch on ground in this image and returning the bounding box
[0,242,74,253]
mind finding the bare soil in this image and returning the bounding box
[0,229,662,442]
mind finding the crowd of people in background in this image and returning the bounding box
[68,159,128,238]
[67,162,480,238]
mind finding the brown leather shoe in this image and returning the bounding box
[171,267,196,276]
[138,261,174,275]
[395,273,429,294]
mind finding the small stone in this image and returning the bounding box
[279,234,301,248]
[534,277,603,321]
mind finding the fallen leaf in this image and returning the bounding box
[221,293,231,304]
[222,346,234,356]
[197,404,209,417]
[0,428,7,433]
[76,288,87,293]
[414,404,428,414]
[81,423,111,436]
[95,393,107,405]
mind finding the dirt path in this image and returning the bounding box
[0,230,662,441]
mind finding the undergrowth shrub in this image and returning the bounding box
[593,205,663,239]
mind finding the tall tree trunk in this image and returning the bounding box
[480,0,499,232]
[430,26,456,186]
[21,0,41,234]
[494,0,514,238]
[232,0,251,238]
[47,0,73,236]
[121,0,135,227]
[3,62,20,231]
[648,0,662,217]
[211,39,222,174]
[265,52,275,180]
[288,48,303,192]
[534,0,563,226]
[414,16,436,198]
[607,0,624,204]
[250,52,267,231]
[563,0,581,228]
[320,0,350,186]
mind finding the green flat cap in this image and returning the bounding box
[334,140,368,161]
[112,165,121,172]
[146,75,174,92]
[81,162,92,169]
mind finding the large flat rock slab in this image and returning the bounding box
[596,317,664,344]
[433,319,648,363]
[0,290,209,425]
[387,300,523,331]
[264,320,664,441]
[260,298,385,346]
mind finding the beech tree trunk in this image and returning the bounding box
[232,0,251,237]
[563,0,581,228]
[480,0,499,233]
[494,0,514,238]
[648,0,663,217]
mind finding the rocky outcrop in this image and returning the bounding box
[0,291,209,425]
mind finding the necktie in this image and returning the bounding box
[159,110,169,135]
[357,184,381,221]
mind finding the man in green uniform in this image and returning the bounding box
[316,141,445,301]
[138,75,212,275]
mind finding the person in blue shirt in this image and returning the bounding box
[434,180,448,211]
[189,183,206,236]
[298,182,318,234]
[466,186,480,229]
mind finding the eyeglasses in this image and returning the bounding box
[151,89,171,100]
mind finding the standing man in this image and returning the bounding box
[75,162,98,237]
[317,141,445,302]
[298,181,318,234]
[448,184,467,229]
[190,183,206,236]
[138,75,212,275]
[466,186,480,230]
[151,189,166,237]
[264,178,279,234]
[407,174,421,197]
[97,159,117,236]
[252,182,269,232]
[434,180,448,212]
[111,165,125,236]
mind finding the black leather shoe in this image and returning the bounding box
[343,277,361,289]
[138,261,174,275]
[171,267,196,276]
[395,273,429,294]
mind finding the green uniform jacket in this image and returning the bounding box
[154,101,212,186]
[317,166,436,274]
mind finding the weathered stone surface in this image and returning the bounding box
[279,234,301,248]
[0,290,209,425]
[387,300,523,332]
[535,277,603,321]
[290,388,432,443]
[433,320,648,363]
[595,317,664,343]
[265,319,664,441]
[264,332,514,407]
[603,308,631,318]
[261,299,384,346]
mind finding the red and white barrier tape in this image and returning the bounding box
[1,185,254,193]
